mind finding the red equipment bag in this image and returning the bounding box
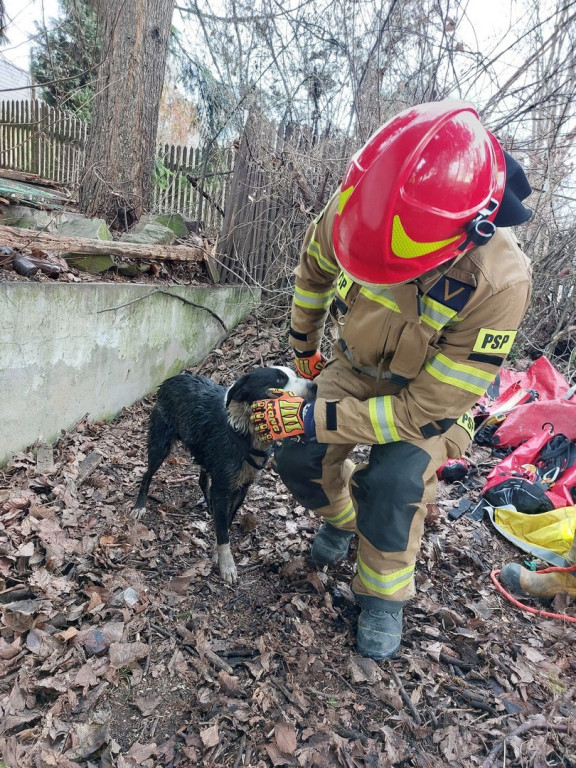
[482,428,576,511]
[473,357,576,449]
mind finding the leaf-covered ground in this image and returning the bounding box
[1,308,574,768]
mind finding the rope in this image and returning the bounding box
[490,565,576,624]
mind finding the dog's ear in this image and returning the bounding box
[225,373,251,407]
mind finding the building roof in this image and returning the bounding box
[0,54,36,100]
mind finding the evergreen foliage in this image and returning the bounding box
[30,0,101,120]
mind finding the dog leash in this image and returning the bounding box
[228,427,272,470]
[245,447,271,469]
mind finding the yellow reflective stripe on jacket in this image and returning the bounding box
[359,286,457,329]
[369,396,400,443]
[420,294,458,331]
[357,557,415,596]
[308,238,339,276]
[293,285,335,310]
[425,352,495,396]
[324,500,356,528]
[359,285,401,313]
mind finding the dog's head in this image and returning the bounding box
[226,366,316,407]
[225,366,316,433]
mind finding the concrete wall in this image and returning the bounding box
[0,282,260,465]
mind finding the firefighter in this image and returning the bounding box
[251,100,534,660]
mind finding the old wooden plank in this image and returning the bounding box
[76,451,103,486]
[0,168,63,190]
[0,225,205,262]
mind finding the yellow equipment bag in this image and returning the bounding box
[488,504,576,566]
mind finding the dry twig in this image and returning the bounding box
[481,715,571,768]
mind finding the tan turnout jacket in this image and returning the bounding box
[289,193,532,446]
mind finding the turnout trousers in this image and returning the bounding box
[275,357,472,605]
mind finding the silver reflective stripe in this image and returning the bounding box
[357,557,415,596]
[294,285,334,310]
[369,396,399,443]
[359,285,401,312]
[308,239,338,275]
[420,294,457,330]
[425,352,495,396]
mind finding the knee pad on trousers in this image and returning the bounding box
[352,442,429,552]
[274,438,330,509]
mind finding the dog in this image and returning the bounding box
[133,366,315,584]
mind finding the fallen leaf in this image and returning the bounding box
[274,721,297,755]
[125,742,158,764]
[218,670,239,693]
[200,722,219,749]
[26,627,58,659]
[109,641,149,668]
[14,541,35,557]
[64,716,110,760]
[165,574,192,594]
[265,743,292,766]
[133,695,161,716]
[349,655,382,684]
[73,662,101,690]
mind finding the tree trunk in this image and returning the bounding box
[79,0,175,230]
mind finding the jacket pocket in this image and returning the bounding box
[388,322,438,379]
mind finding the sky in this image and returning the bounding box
[2,0,61,70]
[3,0,522,73]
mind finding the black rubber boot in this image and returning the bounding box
[309,523,354,565]
[355,594,403,660]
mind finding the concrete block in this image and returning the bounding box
[136,213,189,239]
[120,223,176,245]
[0,282,260,465]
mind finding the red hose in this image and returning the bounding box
[490,565,576,623]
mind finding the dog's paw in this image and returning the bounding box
[216,543,238,584]
[131,505,146,520]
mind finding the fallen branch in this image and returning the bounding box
[0,224,207,263]
[185,175,226,216]
[389,664,423,725]
[233,734,246,768]
[446,685,497,715]
[269,675,307,714]
[481,715,570,768]
[439,651,476,671]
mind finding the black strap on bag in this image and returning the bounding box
[482,433,576,513]
[535,433,576,484]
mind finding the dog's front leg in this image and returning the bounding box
[213,541,237,585]
[210,492,237,584]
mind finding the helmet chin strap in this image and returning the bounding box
[458,198,499,252]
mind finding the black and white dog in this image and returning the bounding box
[133,366,315,584]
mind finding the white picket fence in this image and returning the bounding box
[0,100,233,232]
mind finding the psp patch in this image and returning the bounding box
[456,411,475,440]
[336,271,354,300]
[473,329,517,355]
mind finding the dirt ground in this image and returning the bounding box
[0,305,575,768]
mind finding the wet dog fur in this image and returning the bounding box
[133,366,315,583]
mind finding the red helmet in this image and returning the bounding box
[332,100,506,284]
